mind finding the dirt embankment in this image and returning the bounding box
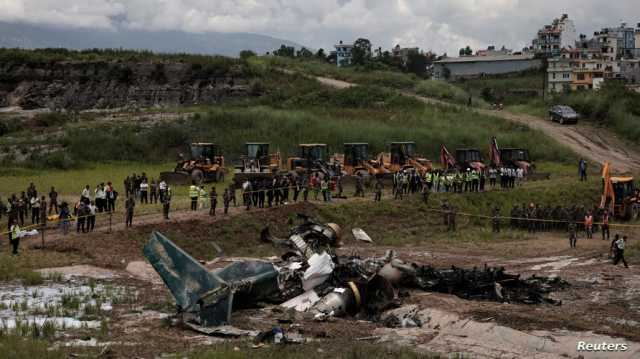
[0,61,256,110]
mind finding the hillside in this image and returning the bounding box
[0,51,576,170]
[0,21,302,57]
[0,49,257,110]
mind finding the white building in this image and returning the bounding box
[433,54,542,80]
[547,50,572,92]
[334,41,353,67]
[533,14,577,57]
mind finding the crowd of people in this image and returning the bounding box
[1,163,635,268]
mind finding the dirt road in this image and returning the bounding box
[314,75,640,173]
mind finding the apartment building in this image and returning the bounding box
[533,14,577,57]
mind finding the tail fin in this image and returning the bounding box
[143,231,225,311]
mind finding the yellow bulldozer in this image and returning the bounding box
[287,144,336,178]
[233,142,281,185]
[379,141,432,175]
[332,143,388,178]
[160,143,227,185]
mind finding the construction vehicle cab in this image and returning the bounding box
[455,149,485,171]
[499,148,531,173]
[343,143,369,168]
[288,144,334,177]
[233,143,281,185]
[333,143,387,178]
[160,143,226,185]
[382,142,431,175]
[610,176,636,219]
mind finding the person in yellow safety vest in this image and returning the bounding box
[471,169,480,192]
[199,185,208,210]
[425,171,433,191]
[9,217,21,256]
[189,182,199,211]
[321,178,329,202]
[448,173,454,192]
[433,172,440,192]
[455,171,464,193]
[464,169,472,192]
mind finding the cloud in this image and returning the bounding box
[0,0,638,55]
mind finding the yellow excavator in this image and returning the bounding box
[601,162,637,219]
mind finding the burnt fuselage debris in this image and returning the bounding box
[143,216,568,333]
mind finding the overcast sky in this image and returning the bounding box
[1,0,638,55]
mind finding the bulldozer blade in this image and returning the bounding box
[160,171,191,185]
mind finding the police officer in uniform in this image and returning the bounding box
[492,205,501,233]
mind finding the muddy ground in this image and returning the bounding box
[4,201,640,358]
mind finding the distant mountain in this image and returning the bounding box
[0,21,303,57]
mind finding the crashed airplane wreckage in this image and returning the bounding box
[143,215,568,331]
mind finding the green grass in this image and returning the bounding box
[314,174,601,248]
[0,48,247,73]
[454,71,545,105]
[0,249,81,283]
[253,56,421,90]
[414,80,487,107]
[179,340,441,359]
[0,334,67,359]
[0,162,174,197]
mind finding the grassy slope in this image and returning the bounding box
[254,56,487,107]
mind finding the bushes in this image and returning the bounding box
[30,112,70,128]
[414,80,477,106]
[285,85,422,109]
[62,123,190,163]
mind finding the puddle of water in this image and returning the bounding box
[0,279,134,334]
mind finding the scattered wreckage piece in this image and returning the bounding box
[378,260,569,305]
[260,214,342,258]
[352,228,373,243]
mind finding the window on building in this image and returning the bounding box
[552,73,556,79]
[577,73,585,80]
[563,73,570,79]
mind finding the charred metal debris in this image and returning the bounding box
[143,214,568,332]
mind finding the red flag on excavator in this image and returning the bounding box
[489,137,501,166]
[440,144,456,169]
[601,161,615,208]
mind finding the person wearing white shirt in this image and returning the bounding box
[87,201,97,232]
[140,180,149,204]
[81,185,91,203]
[613,236,629,268]
[159,180,167,202]
[95,184,106,212]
